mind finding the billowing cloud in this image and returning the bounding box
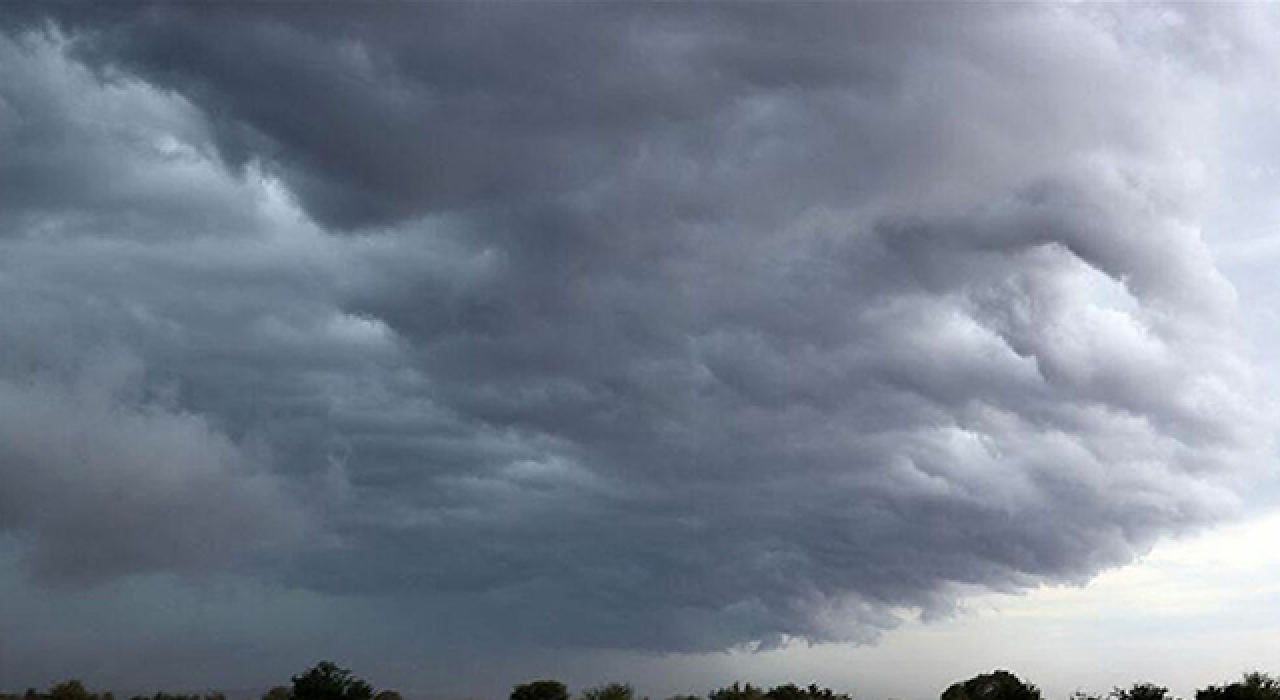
[0,3,1275,657]
[0,353,299,583]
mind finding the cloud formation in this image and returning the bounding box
[0,354,297,583]
[0,3,1274,654]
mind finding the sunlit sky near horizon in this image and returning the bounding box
[2,4,1280,699]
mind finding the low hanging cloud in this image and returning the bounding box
[0,354,299,584]
[0,3,1275,653]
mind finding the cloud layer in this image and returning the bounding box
[0,4,1274,653]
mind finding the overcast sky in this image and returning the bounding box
[2,3,1280,700]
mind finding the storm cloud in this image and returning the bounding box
[0,3,1274,654]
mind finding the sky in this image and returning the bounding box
[2,3,1280,699]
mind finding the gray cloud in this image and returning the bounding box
[0,352,300,584]
[0,2,1274,659]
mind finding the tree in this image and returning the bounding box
[48,682,91,700]
[709,684,766,700]
[766,685,849,700]
[941,671,1041,700]
[1112,684,1173,700]
[1197,673,1280,700]
[291,662,374,700]
[263,688,292,700]
[373,692,403,700]
[512,681,570,700]
[709,683,848,700]
[582,685,633,700]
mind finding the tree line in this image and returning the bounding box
[6,663,1280,700]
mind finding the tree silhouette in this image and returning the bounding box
[1197,673,1280,700]
[582,684,634,700]
[512,681,570,700]
[709,684,766,700]
[1112,683,1174,700]
[942,671,1042,700]
[766,685,850,700]
[47,683,90,700]
[291,662,374,700]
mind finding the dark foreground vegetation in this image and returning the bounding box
[7,663,1280,700]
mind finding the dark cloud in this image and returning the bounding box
[0,1,1272,659]
[0,354,300,583]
